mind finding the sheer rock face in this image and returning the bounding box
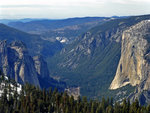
[110,20,150,90]
[33,55,49,78]
[0,40,8,76]
[0,40,49,87]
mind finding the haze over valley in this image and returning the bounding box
[0,0,150,112]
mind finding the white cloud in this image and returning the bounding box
[131,0,150,2]
[0,0,105,6]
[1,0,150,6]
[108,0,150,4]
[0,0,150,19]
[111,0,129,4]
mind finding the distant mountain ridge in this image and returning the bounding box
[0,23,63,57]
[7,17,115,43]
[8,17,109,32]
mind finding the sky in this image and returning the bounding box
[0,0,150,19]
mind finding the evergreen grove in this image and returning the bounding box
[0,71,150,113]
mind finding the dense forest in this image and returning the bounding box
[0,71,150,113]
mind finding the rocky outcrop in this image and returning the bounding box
[0,40,50,88]
[59,26,124,70]
[110,20,150,90]
[33,55,49,78]
[109,20,150,104]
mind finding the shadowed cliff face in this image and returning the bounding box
[0,40,50,88]
[33,55,49,78]
[110,20,150,90]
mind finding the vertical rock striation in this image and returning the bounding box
[0,40,50,88]
[33,55,49,78]
[110,20,150,90]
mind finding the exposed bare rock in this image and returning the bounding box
[65,87,80,100]
[58,20,128,70]
[33,55,49,78]
[0,40,41,87]
[0,40,62,90]
[0,40,9,76]
[110,20,150,90]
[108,20,150,104]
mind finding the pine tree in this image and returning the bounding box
[106,105,113,113]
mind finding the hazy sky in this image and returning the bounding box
[0,0,150,19]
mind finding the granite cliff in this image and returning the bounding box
[0,40,50,88]
[110,20,150,104]
[33,55,49,78]
[110,20,150,90]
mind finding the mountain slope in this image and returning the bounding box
[0,40,66,90]
[8,17,113,43]
[8,17,109,33]
[0,24,63,57]
[47,14,150,99]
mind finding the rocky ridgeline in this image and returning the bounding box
[110,20,150,104]
[59,25,125,70]
[0,40,50,88]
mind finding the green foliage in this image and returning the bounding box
[47,41,121,99]
[0,23,63,57]
[0,75,150,113]
[47,14,150,100]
